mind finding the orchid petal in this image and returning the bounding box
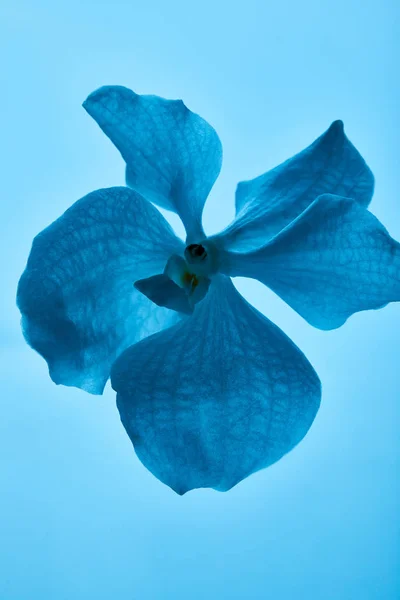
[111,276,321,494]
[220,195,400,330]
[83,86,223,240]
[17,187,183,394]
[212,121,374,252]
[134,275,193,315]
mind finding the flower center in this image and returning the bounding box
[184,240,218,277]
[134,240,219,315]
[185,243,207,261]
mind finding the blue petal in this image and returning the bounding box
[83,86,223,240]
[111,276,321,494]
[135,274,193,315]
[17,187,184,394]
[211,121,374,251]
[220,194,400,330]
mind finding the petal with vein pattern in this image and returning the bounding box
[17,187,184,394]
[111,277,321,494]
[212,121,374,251]
[84,86,223,240]
[220,195,400,330]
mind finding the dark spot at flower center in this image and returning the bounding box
[186,244,207,260]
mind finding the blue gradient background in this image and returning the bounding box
[1,1,399,598]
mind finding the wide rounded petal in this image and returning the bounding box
[17,187,184,394]
[212,121,374,251]
[220,195,400,330]
[111,276,321,494]
[83,86,223,240]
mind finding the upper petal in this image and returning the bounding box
[83,86,223,240]
[212,121,374,252]
[220,194,400,330]
[111,276,321,494]
[17,187,184,394]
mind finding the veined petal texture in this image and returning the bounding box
[212,121,374,251]
[83,86,223,240]
[221,194,400,330]
[17,187,184,394]
[111,276,321,494]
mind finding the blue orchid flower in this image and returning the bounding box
[17,86,400,495]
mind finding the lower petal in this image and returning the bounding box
[111,276,321,494]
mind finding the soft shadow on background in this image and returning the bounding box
[0,1,399,598]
